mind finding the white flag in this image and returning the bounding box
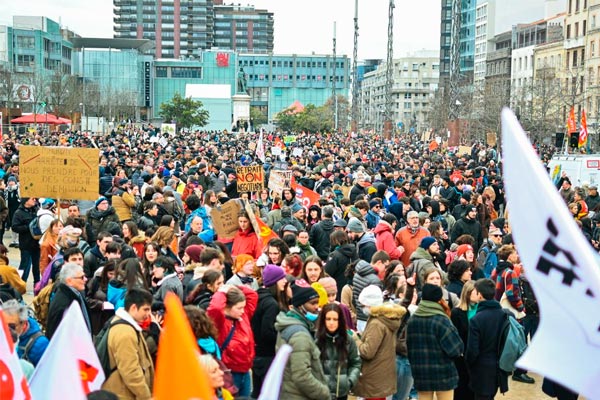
[0,311,32,399]
[29,302,105,399]
[258,344,292,400]
[256,131,266,163]
[502,107,600,398]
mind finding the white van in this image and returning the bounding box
[547,154,600,187]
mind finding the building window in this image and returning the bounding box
[155,66,168,77]
[16,54,35,67]
[16,36,35,49]
[567,24,571,39]
[171,67,202,78]
[592,41,596,58]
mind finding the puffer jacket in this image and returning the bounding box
[86,206,121,243]
[110,188,136,221]
[17,317,49,366]
[12,203,39,250]
[354,302,405,398]
[352,260,382,322]
[274,310,330,400]
[309,219,334,260]
[325,243,358,300]
[373,220,402,260]
[319,332,362,398]
[356,232,377,263]
[231,228,263,259]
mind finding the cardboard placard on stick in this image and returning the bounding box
[19,145,100,200]
[236,165,264,192]
[211,200,241,239]
[268,170,293,195]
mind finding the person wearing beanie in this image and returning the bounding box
[353,285,407,399]
[86,195,120,244]
[365,199,382,230]
[36,198,57,237]
[250,264,288,397]
[395,210,430,268]
[407,236,447,291]
[107,176,136,222]
[273,206,304,237]
[450,205,483,253]
[226,254,259,290]
[274,279,330,400]
[407,283,463,400]
[347,217,377,264]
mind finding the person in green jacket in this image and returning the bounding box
[275,279,330,400]
[315,302,361,400]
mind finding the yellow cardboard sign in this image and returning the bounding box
[236,165,264,192]
[19,146,100,200]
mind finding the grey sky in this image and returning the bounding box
[2,0,440,59]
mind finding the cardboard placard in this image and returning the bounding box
[487,132,497,147]
[236,165,264,192]
[268,170,293,195]
[19,146,100,200]
[456,146,472,156]
[211,200,241,239]
[161,123,176,137]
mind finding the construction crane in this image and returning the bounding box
[383,0,395,139]
[449,0,461,121]
[351,0,359,133]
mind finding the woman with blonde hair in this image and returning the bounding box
[150,226,181,265]
[40,219,63,274]
[198,354,234,400]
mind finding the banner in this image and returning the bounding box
[502,107,600,399]
[579,109,588,148]
[567,106,577,134]
[19,146,100,200]
[283,135,297,145]
[236,165,264,193]
[291,181,320,209]
[211,200,241,239]
[268,170,293,195]
[161,123,176,137]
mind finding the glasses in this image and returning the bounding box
[492,234,502,237]
[73,275,87,280]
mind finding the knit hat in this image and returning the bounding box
[262,264,286,287]
[59,225,82,237]
[420,236,437,250]
[318,277,337,294]
[118,178,129,186]
[184,244,205,263]
[461,192,471,201]
[291,203,303,214]
[311,282,329,308]
[233,254,255,274]
[489,227,503,237]
[347,217,365,233]
[40,198,56,210]
[333,219,347,228]
[358,285,384,307]
[95,196,108,207]
[421,283,443,302]
[7,176,16,183]
[282,224,298,233]
[456,244,473,258]
[291,279,320,307]
[369,199,380,209]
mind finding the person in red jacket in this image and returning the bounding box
[207,284,258,398]
[374,213,403,261]
[231,211,263,259]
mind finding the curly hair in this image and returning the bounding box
[447,259,471,282]
[151,226,175,247]
[184,305,219,339]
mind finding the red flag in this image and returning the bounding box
[291,181,321,208]
[255,214,279,246]
[579,109,588,147]
[567,106,577,134]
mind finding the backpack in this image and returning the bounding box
[497,311,527,372]
[34,252,64,295]
[33,283,54,332]
[29,216,43,240]
[20,331,44,362]
[94,318,135,378]
[476,244,491,271]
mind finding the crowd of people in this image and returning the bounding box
[0,125,583,400]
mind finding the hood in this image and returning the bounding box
[88,206,116,219]
[409,246,434,262]
[319,219,334,230]
[37,208,54,217]
[373,221,393,235]
[129,235,147,244]
[337,243,357,257]
[495,260,513,274]
[461,215,477,224]
[274,309,311,333]
[369,302,406,331]
[257,287,275,303]
[355,259,377,277]
[357,232,376,245]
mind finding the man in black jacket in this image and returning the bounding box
[309,206,334,260]
[12,197,40,285]
[46,262,91,339]
[450,206,483,252]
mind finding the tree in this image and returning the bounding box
[250,106,267,126]
[47,70,79,118]
[276,103,333,133]
[0,65,18,122]
[159,93,209,131]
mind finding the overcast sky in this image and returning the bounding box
[2,0,440,59]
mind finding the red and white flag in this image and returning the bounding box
[579,109,588,148]
[29,302,104,399]
[256,130,266,163]
[0,310,31,400]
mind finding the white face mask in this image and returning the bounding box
[362,306,370,316]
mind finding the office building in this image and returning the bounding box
[214,3,274,53]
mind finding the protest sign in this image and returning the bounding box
[19,146,99,200]
[161,123,176,137]
[292,148,303,157]
[271,146,282,156]
[456,145,471,156]
[268,170,293,194]
[236,165,264,192]
[211,201,241,239]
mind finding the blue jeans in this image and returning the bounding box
[232,371,251,398]
[19,248,41,284]
[393,355,413,400]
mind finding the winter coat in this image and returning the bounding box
[152,273,184,303]
[251,288,282,358]
[129,235,147,259]
[17,317,49,366]
[354,303,405,398]
[352,260,382,322]
[137,214,156,233]
[274,310,330,400]
[86,206,121,243]
[187,287,213,309]
[325,243,357,299]
[12,203,39,250]
[0,260,26,294]
[465,300,510,396]
[356,232,377,263]
[349,183,366,203]
[407,300,463,392]
[110,188,136,221]
[395,226,430,269]
[207,285,258,373]
[450,216,483,252]
[450,307,475,400]
[83,246,107,279]
[46,283,91,340]
[319,332,362,398]
[86,276,114,335]
[102,310,154,399]
[374,221,402,260]
[231,228,263,259]
[309,219,334,260]
[409,247,448,290]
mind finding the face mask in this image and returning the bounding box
[362,306,371,316]
[66,239,78,247]
[305,311,319,322]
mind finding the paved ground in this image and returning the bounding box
[7,246,552,399]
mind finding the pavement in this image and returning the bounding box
[6,246,552,399]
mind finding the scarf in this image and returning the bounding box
[467,303,478,320]
[198,337,222,360]
[236,274,254,285]
[413,300,449,318]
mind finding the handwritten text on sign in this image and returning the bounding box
[19,146,100,200]
[236,165,264,192]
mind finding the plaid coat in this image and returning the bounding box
[406,306,464,391]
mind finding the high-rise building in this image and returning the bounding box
[214,3,274,54]
[113,0,214,59]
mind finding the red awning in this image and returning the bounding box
[10,113,61,124]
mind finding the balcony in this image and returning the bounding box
[564,36,585,50]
